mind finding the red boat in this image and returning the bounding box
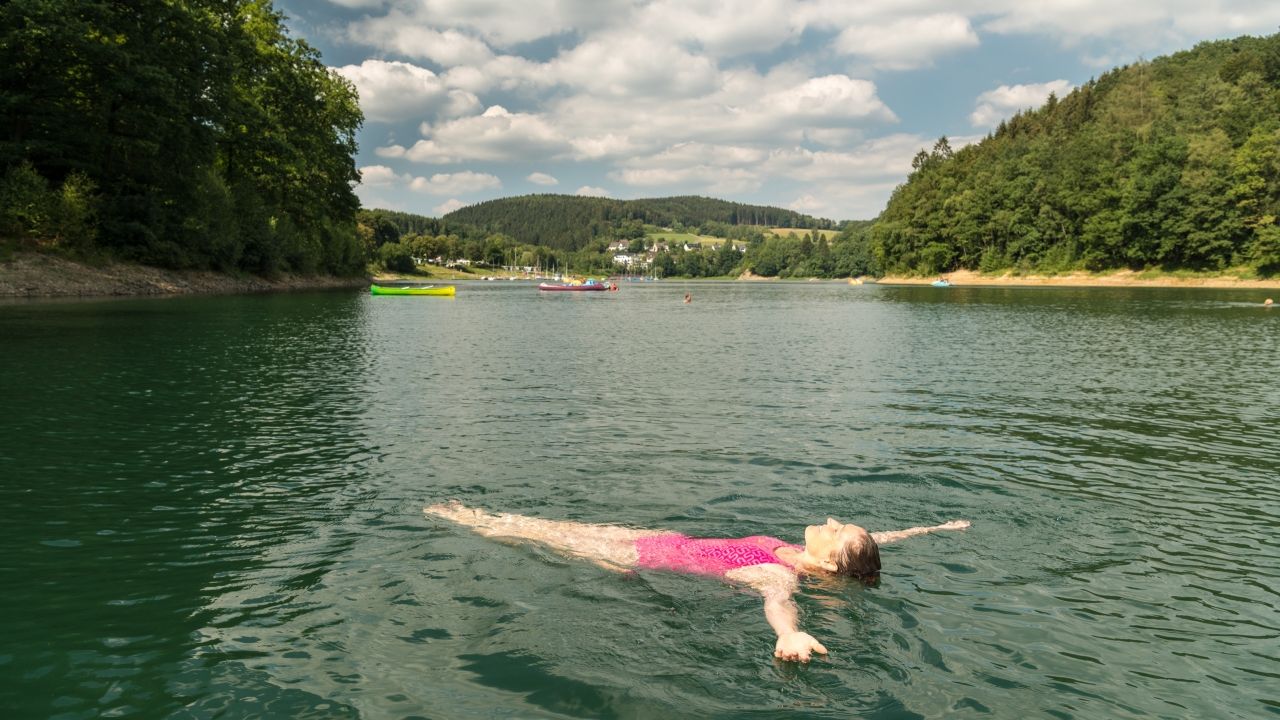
[538,281,617,292]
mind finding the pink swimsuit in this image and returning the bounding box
[634,534,800,577]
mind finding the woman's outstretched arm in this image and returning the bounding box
[725,564,827,662]
[871,519,970,545]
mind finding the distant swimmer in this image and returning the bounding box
[1266,298,1274,306]
[425,501,971,662]
[683,292,692,304]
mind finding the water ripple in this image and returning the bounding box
[2,284,1278,718]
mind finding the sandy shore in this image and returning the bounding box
[878,268,1280,289]
[0,252,367,298]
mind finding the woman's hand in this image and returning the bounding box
[938,520,971,530]
[774,631,827,662]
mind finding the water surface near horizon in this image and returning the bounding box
[1,282,1277,719]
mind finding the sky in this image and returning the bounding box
[275,1,1280,221]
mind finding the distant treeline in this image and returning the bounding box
[868,33,1280,276]
[441,195,836,251]
[1,0,365,275]
[362,204,879,278]
[652,223,879,278]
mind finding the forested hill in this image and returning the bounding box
[443,195,834,250]
[871,33,1280,276]
[1,1,364,275]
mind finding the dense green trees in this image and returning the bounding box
[872,34,1280,276]
[442,195,833,251]
[1,0,364,274]
[359,199,853,277]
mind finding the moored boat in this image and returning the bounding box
[538,281,617,292]
[370,284,456,296]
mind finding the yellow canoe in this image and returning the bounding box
[370,284,455,296]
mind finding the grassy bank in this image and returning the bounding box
[767,227,840,240]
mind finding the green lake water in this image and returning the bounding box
[1,282,1277,719]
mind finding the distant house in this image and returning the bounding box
[682,242,702,251]
[613,254,652,269]
[607,240,629,252]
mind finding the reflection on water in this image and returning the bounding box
[1,283,1277,719]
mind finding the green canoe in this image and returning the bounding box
[370,284,456,296]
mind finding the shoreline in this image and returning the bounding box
[0,252,368,298]
[6,252,1279,296]
[877,269,1280,289]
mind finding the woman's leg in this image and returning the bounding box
[425,502,663,568]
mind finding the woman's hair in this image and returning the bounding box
[833,533,881,580]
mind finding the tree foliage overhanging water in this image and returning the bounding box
[0,0,365,275]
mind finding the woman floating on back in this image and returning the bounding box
[424,502,970,662]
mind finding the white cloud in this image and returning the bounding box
[979,2,1173,41]
[1166,1,1280,36]
[634,0,804,57]
[793,181,904,220]
[549,33,719,99]
[607,134,941,201]
[568,134,638,161]
[442,56,550,94]
[357,166,502,195]
[333,60,479,123]
[762,135,918,181]
[802,127,862,147]
[357,165,404,186]
[537,65,896,161]
[401,106,570,164]
[394,0,632,48]
[762,133,982,183]
[392,140,455,164]
[348,12,494,66]
[434,198,467,215]
[787,194,825,213]
[575,186,611,197]
[760,75,897,122]
[409,171,502,195]
[619,142,767,170]
[970,80,1075,127]
[612,166,762,194]
[834,14,980,70]
[526,172,559,186]
[977,1,1280,57]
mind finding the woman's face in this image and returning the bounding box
[804,518,869,564]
